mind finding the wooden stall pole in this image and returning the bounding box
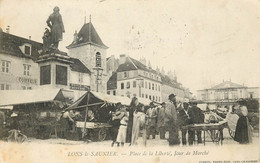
[82,92,90,139]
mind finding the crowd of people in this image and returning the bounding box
[109,93,206,147]
[109,93,253,147]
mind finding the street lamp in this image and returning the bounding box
[136,78,144,98]
[93,67,103,92]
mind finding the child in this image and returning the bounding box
[116,112,128,146]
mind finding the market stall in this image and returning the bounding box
[0,89,66,139]
[65,91,132,141]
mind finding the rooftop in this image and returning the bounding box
[67,22,108,49]
[107,72,117,90]
[69,58,91,74]
[0,31,43,60]
[116,56,158,74]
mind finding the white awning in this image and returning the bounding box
[91,91,131,106]
[0,88,66,106]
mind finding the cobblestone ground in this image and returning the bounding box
[25,128,259,147]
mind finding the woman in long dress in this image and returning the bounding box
[126,97,139,145]
[131,104,146,145]
[234,106,253,144]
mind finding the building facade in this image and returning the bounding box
[0,30,42,90]
[107,55,162,102]
[197,81,259,106]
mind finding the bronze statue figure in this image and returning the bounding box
[44,6,65,52]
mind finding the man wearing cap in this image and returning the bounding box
[165,93,180,146]
[146,102,157,139]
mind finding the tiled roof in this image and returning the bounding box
[67,22,108,49]
[116,57,137,72]
[69,58,91,74]
[209,81,246,90]
[0,31,43,60]
[107,72,117,90]
[116,56,158,74]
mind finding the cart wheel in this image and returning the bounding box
[97,128,107,141]
[228,128,235,138]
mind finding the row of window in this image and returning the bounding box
[0,84,32,90]
[123,71,160,82]
[0,84,10,90]
[142,94,161,102]
[121,93,161,102]
[120,80,160,91]
[1,60,31,76]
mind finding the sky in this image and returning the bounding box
[0,0,260,94]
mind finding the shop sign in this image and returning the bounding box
[17,77,37,84]
[69,83,90,91]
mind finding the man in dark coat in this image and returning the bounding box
[165,93,180,146]
[178,102,189,145]
[187,102,204,145]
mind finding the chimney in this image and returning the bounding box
[6,25,10,33]
[73,30,78,43]
[119,54,126,64]
[29,36,31,40]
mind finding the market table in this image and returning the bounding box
[182,120,227,145]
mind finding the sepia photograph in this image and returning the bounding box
[0,0,259,162]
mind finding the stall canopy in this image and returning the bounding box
[66,91,159,110]
[0,88,66,107]
[66,91,132,110]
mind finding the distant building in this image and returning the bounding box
[107,54,162,102]
[67,19,108,93]
[106,55,119,78]
[106,55,192,102]
[197,80,259,106]
[160,74,187,102]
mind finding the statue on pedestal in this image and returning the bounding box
[43,6,65,53]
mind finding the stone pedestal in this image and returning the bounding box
[36,51,73,90]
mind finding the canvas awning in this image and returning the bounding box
[0,88,66,107]
[66,91,131,110]
[138,97,153,106]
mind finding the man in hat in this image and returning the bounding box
[165,93,180,146]
[187,101,204,145]
[146,102,157,139]
[177,102,190,145]
[157,102,166,139]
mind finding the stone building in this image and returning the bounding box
[197,80,259,106]
[0,30,41,90]
[66,20,108,93]
[107,54,162,102]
